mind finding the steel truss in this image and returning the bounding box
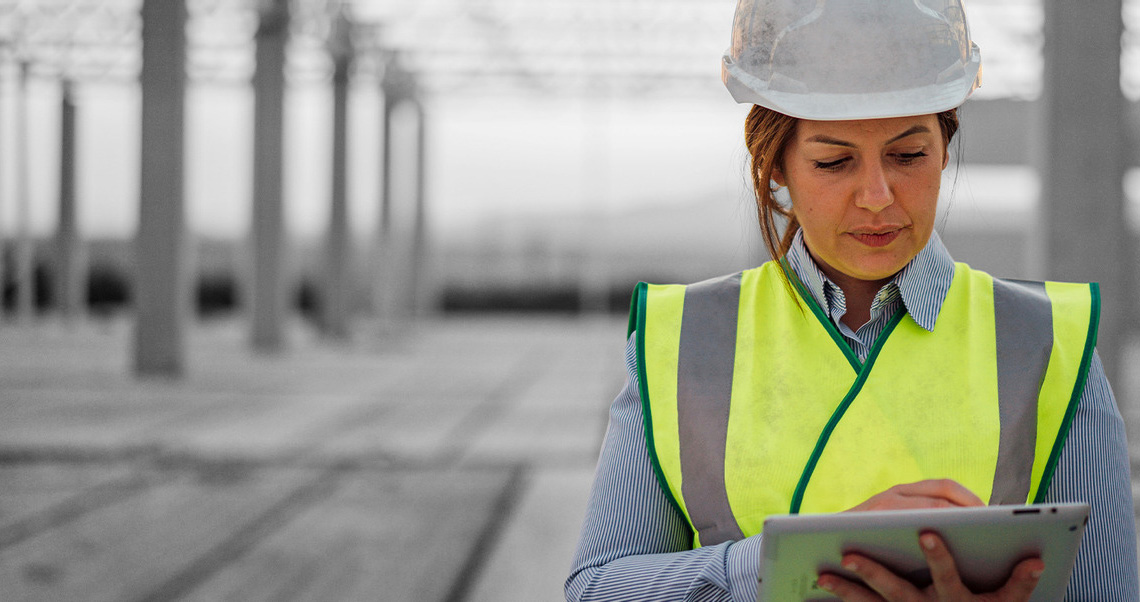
[0,0,1085,99]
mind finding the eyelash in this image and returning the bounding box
[812,152,928,172]
[895,151,927,165]
[813,158,849,171]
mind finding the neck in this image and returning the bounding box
[809,253,893,332]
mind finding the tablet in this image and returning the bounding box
[757,503,1089,601]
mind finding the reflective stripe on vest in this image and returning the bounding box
[629,261,1099,548]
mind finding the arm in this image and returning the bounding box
[1043,351,1139,601]
[565,335,763,602]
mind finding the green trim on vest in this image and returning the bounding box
[1034,282,1100,503]
[789,306,906,514]
[781,258,862,372]
[630,281,687,520]
[627,283,642,339]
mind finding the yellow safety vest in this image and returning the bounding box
[630,260,1099,548]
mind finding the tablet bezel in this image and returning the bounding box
[757,502,1089,601]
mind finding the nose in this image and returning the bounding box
[854,160,893,212]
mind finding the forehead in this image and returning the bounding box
[793,114,941,145]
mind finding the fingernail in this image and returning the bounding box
[819,580,835,592]
[843,561,859,572]
[921,535,936,550]
[1031,569,1044,580]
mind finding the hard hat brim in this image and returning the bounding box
[721,46,982,121]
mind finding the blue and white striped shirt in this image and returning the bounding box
[566,230,1139,602]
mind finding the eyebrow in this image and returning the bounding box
[805,125,932,147]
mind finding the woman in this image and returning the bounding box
[566,1,1138,601]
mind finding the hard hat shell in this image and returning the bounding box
[722,0,982,121]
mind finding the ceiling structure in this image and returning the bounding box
[0,0,1096,100]
[345,0,731,98]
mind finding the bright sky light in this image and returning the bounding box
[1,0,1137,244]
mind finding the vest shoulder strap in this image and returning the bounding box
[628,273,747,537]
[1023,278,1101,502]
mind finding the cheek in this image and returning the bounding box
[898,171,942,212]
[788,195,813,223]
[787,181,824,219]
[791,191,839,223]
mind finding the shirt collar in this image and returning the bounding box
[783,229,956,332]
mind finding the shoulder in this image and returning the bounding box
[628,265,781,338]
[952,264,1097,315]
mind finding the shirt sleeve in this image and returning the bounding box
[565,334,763,602]
[1042,351,1139,601]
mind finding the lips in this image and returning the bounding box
[849,228,903,248]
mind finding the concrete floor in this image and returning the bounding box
[0,315,626,602]
[0,315,1137,601]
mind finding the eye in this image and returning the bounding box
[894,151,928,165]
[813,157,850,171]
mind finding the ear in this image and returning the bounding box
[772,166,787,187]
[942,147,950,170]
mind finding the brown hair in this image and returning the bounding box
[744,106,800,263]
[744,105,960,262]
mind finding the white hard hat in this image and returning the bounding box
[722,0,983,121]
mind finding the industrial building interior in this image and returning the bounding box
[0,0,1138,600]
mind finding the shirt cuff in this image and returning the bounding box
[727,534,763,602]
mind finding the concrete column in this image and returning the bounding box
[0,64,4,321]
[408,98,429,316]
[136,0,189,376]
[55,80,85,321]
[374,60,425,326]
[250,0,290,351]
[14,60,33,322]
[322,15,353,338]
[373,71,399,323]
[1038,0,1129,381]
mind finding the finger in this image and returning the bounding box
[817,573,886,602]
[873,496,959,511]
[846,480,984,513]
[986,557,1045,602]
[839,554,921,602]
[893,479,984,507]
[917,532,971,600]
[847,492,966,513]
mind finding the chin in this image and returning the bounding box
[848,261,908,282]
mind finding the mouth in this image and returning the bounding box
[848,227,904,248]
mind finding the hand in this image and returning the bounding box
[845,479,985,513]
[816,532,1044,601]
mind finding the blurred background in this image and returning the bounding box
[0,0,1139,600]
